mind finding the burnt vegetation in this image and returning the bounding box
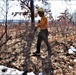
[0,17,76,74]
[0,0,76,74]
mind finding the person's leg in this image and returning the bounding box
[33,33,42,55]
[42,30,51,51]
[36,35,42,53]
[43,36,51,51]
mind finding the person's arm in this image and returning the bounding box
[34,20,41,32]
[37,18,47,27]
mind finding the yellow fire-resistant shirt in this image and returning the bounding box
[37,16,48,30]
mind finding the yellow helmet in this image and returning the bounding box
[38,8,44,13]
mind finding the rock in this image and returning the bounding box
[68,49,75,54]
[74,59,76,62]
[38,72,43,75]
[70,46,76,52]
[0,65,36,75]
[69,66,73,69]
[27,72,35,75]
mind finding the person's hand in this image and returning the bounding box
[38,20,40,23]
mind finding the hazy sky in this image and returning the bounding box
[35,0,76,19]
[49,0,76,19]
[0,0,76,20]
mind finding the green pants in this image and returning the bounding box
[36,29,51,53]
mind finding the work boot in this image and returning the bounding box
[33,52,40,56]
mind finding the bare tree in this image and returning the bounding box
[0,0,11,47]
[0,0,20,47]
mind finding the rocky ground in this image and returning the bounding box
[0,24,76,75]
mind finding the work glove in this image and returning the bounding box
[38,20,40,23]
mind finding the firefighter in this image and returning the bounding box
[33,8,51,56]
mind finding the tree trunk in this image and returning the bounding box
[23,0,36,72]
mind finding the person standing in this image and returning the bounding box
[33,8,51,56]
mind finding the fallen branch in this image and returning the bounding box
[0,36,12,47]
[0,31,6,40]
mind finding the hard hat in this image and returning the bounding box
[38,8,44,13]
